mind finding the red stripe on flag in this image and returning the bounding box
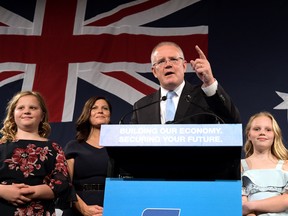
[0,71,23,81]
[0,22,8,26]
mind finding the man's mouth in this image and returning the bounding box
[165,71,174,76]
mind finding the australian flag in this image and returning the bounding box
[0,0,209,145]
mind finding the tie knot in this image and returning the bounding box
[166,91,176,99]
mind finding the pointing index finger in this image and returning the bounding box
[195,45,207,60]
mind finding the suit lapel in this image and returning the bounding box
[146,90,162,124]
[174,82,199,121]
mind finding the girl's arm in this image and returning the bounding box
[25,184,54,199]
[243,194,288,213]
[0,183,33,205]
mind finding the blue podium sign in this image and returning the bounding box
[103,178,241,216]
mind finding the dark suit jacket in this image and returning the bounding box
[130,81,241,124]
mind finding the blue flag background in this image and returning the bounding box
[0,0,287,149]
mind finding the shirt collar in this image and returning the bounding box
[161,80,185,98]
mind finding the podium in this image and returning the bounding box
[100,124,242,216]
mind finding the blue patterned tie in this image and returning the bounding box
[165,91,176,122]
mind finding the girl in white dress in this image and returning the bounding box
[242,111,288,216]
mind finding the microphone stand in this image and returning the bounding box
[166,94,225,124]
[168,112,225,124]
[119,96,167,124]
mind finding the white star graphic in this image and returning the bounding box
[274,91,288,109]
[274,91,288,120]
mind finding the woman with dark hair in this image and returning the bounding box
[63,96,112,216]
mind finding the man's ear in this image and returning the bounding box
[182,60,187,71]
[152,67,157,78]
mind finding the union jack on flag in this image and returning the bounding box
[0,0,208,143]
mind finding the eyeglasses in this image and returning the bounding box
[152,57,184,67]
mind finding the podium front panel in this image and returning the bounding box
[103,178,242,216]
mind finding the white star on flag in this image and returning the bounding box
[274,91,288,120]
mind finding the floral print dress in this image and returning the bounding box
[0,140,72,216]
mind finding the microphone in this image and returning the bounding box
[119,96,167,124]
[168,94,225,124]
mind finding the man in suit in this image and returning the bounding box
[130,41,241,124]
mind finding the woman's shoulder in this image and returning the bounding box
[65,139,80,146]
[63,139,81,151]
